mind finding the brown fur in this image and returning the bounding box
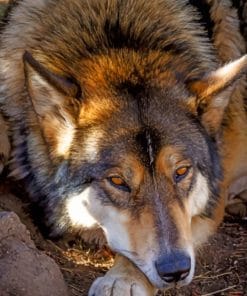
[0,0,246,295]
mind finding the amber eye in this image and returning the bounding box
[108,176,130,192]
[110,176,125,186]
[174,166,190,183]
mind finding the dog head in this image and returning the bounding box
[23,51,247,289]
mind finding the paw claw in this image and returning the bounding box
[88,275,153,296]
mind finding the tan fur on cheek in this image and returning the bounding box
[83,196,158,264]
[169,202,192,247]
[79,192,132,252]
[102,210,132,252]
[124,208,157,259]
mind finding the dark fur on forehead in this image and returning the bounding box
[117,81,149,122]
[135,128,161,169]
[117,81,144,98]
[115,81,162,169]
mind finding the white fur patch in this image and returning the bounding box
[187,172,209,217]
[32,71,48,88]
[212,55,247,83]
[0,60,11,75]
[101,209,131,252]
[83,130,103,162]
[66,185,131,250]
[56,121,75,156]
[66,187,98,228]
[198,55,247,101]
[67,185,131,252]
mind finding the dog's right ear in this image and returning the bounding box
[23,51,82,158]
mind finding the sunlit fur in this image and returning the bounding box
[0,0,246,294]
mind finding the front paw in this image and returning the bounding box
[88,254,156,296]
[89,274,153,296]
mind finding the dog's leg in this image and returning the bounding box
[225,193,247,217]
[0,113,10,174]
[88,255,156,296]
[225,176,247,218]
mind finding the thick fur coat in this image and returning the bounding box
[0,1,246,295]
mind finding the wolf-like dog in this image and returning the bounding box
[0,0,246,295]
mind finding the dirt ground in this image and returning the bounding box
[0,2,247,296]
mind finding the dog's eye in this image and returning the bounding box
[174,166,190,183]
[108,176,130,192]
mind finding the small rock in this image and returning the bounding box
[0,211,69,296]
[0,211,35,247]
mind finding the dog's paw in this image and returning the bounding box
[88,275,153,296]
[88,255,156,296]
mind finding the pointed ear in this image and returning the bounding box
[23,51,82,158]
[23,51,82,115]
[187,55,247,135]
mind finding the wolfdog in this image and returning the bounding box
[0,0,246,295]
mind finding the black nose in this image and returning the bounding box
[155,251,191,283]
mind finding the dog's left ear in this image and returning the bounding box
[187,55,247,135]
